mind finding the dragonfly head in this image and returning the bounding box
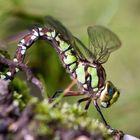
[99,81,120,108]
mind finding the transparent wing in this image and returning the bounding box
[74,37,95,61]
[45,16,73,42]
[87,25,121,64]
[44,16,90,60]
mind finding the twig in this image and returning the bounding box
[0,56,44,94]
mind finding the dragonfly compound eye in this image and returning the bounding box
[99,81,120,108]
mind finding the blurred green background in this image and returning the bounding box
[0,0,140,137]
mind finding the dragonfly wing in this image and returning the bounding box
[45,16,88,60]
[87,25,121,64]
[74,37,95,61]
[44,16,73,42]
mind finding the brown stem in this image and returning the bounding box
[0,56,44,94]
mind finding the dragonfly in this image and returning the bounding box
[0,16,121,129]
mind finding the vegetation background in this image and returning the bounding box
[0,0,140,137]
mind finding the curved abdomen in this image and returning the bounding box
[1,27,106,93]
[2,27,79,80]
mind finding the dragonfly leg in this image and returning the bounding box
[93,100,124,137]
[77,97,90,108]
[49,90,85,103]
[85,99,92,110]
[93,100,109,127]
[53,90,84,98]
[52,90,63,98]
[64,91,85,96]
[64,80,77,93]
[51,80,79,99]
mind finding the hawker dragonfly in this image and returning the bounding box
[0,16,121,129]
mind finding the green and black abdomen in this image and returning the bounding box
[52,33,79,74]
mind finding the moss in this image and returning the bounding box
[0,49,11,59]
[27,98,111,139]
[0,77,111,139]
[10,78,31,110]
[0,49,11,73]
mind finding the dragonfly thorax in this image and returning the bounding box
[74,61,106,93]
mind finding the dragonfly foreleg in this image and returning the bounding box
[93,100,124,137]
[93,100,109,127]
[84,99,92,110]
